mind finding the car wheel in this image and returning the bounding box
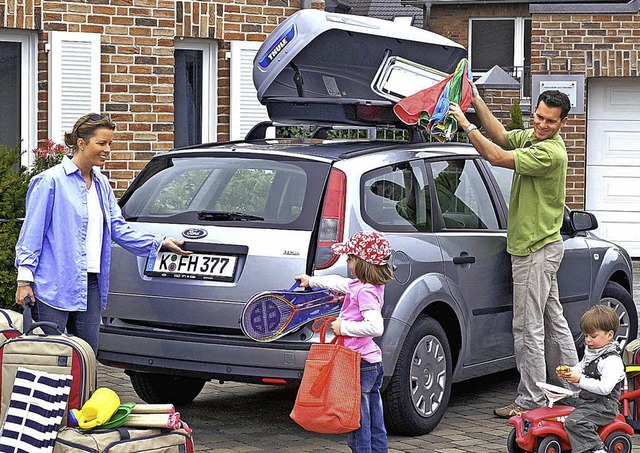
[382,316,452,435]
[604,431,632,453]
[507,428,526,453]
[129,371,206,405]
[600,281,638,350]
[537,436,561,453]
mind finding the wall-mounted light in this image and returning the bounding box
[545,58,551,72]
[566,58,572,71]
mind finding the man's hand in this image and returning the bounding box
[448,102,470,130]
[161,237,191,255]
[294,274,311,287]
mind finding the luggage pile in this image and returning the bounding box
[0,304,194,452]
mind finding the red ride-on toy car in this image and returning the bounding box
[507,382,634,453]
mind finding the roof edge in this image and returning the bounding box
[530,0,639,13]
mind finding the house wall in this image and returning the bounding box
[429,3,640,209]
[0,0,322,190]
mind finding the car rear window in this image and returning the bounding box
[120,155,330,229]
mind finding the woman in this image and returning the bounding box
[14,113,189,352]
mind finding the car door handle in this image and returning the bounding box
[453,255,476,265]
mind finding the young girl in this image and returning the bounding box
[296,230,393,453]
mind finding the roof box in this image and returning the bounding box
[253,10,467,126]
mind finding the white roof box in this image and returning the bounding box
[253,10,467,126]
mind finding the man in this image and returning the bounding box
[449,88,579,418]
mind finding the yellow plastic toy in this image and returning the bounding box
[71,387,121,429]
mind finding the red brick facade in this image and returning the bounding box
[0,0,323,190]
[430,3,640,209]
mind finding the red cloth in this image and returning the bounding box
[393,59,473,126]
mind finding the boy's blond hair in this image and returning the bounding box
[350,255,393,285]
[579,305,619,335]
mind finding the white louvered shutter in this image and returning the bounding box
[48,31,101,144]
[230,41,270,140]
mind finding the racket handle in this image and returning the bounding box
[288,280,302,291]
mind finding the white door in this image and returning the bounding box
[586,78,640,257]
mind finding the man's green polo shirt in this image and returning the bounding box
[506,129,567,256]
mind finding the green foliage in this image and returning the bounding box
[31,139,67,175]
[506,101,524,131]
[215,169,275,213]
[0,145,29,309]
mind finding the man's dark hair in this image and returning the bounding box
[536,90,571,120]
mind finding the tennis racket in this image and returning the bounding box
[241,281,344,342]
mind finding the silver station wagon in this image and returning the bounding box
[98,10,637,435]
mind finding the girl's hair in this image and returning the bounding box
[64,113,116,152]
[579,305,619,334]
[350,254,393,285]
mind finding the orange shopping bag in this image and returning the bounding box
[290,317,361,434]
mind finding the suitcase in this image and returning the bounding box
[53,426,194,453]
[0,307,97,427]
[0,304,45,345]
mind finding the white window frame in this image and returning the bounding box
[174,38,217,144]
[229,41,270,141]
[48,31,101,147]
[468,17,530,100]
[0,30,37,166]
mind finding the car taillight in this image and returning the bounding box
[314,168,346,270]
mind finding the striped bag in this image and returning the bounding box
[0,367,72,453]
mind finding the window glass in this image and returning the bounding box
[362,161,432,232]
[471,20,514,71]
[174,49,203,147]
[488,165,514,207]
[429,160,499,230]
[0,41,21,149]
[121,156,327,229]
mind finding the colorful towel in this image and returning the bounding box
[0,367,72,453]
[394,58,473,142]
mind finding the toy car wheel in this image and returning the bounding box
[537,436,562,453]
[604,431,632,453]
[507,428,526,453]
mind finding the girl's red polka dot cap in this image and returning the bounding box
[331,231,391,266]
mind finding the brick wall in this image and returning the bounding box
[531,13,640,208]
[1,0,322,190]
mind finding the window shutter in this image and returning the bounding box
[230,41,269,141]
[48,31,101,144]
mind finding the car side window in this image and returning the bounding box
[429,159,500,230]
[362,161,433,232]
[487,165,514,207]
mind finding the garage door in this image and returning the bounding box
[586,78,640,257]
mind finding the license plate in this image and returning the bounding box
[145,252,237,281]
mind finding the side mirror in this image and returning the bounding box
[570,210,598,232]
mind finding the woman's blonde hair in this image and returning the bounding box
[64,113,115,153]
[350,254,393,285]
[580,305,619,335]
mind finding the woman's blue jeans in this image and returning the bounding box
[30,273,101,353]
[348,361,388,453]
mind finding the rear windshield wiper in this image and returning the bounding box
[197,210,265,221]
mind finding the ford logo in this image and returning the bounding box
[182,228,207,239]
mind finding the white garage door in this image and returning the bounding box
[586,78,640,257]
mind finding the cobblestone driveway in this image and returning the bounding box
[97,260,640,452]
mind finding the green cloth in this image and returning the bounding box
[506,129,567,256]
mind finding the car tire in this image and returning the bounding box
[129,371,206,405]
[600,281,638,349]
[506,428,526,453]
[604,431,632,453]
[382,315,452,435]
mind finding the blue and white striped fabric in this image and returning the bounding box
[0,367,72,453]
